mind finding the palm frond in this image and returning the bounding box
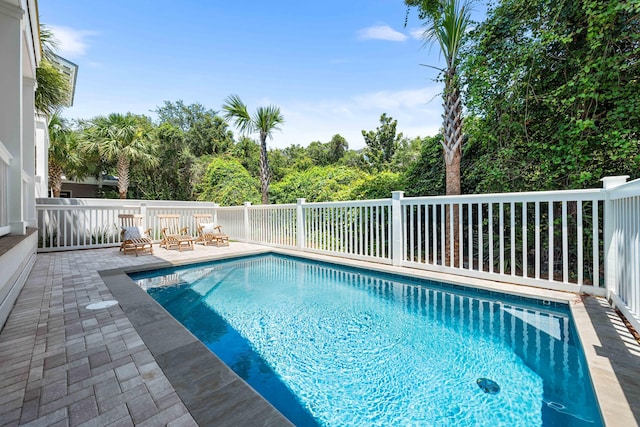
[254,105,285,139]
[222,94,253,135]
[422,0,472,69]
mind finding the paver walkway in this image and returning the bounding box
[0,243,266,427]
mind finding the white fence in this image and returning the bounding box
[605,177,640,332]
[35,175,640,330]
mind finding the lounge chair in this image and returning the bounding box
[193,213,230,247]
[158,214,195,251]
[118,214,153,256]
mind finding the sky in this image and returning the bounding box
[39,0,449,150]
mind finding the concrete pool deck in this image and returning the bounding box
[0,243,638,426]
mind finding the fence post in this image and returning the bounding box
[243,202,252,242]
[140,202,148,229]
[297,198,306,251]
[601,175,629,294]
[392,191,404,266]
[213,203,219,225]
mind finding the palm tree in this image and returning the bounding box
[35,24,70,116]
[82,113,157,199]
[48,114,79,197]
[409,0,472,266]
[422,0,471,196]
[222,95,284,204]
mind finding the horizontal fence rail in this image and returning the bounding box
[34,176,640,331]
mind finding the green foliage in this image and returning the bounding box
[270,166,367,204]
[349,172,404,200]
[81,113,158,198]
[35,59,70,116]
[402,135,446,196]
[131,123,196,200]
[222,94,285,204]
[404,0,442,22]
[154,100,233,157]
[232,137,261,178]
[197,158,260,206]
[462,0,640,191]
[391,136,422,172]
[36,24,70,116]
[362,114,403,172]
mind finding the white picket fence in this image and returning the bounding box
[35,175,640,330]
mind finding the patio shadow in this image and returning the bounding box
[580,296,640,426]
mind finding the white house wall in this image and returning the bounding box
[0,0,41,331]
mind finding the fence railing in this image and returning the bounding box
[35,175,640,331]
[399,190,605,292]
[605,177,640,332]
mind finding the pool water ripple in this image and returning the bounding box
[134,254,602,427]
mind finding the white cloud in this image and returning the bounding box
[357,25,407,42]
[49,25,96,58]
[410,28,425,40]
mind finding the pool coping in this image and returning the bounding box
[99,247,639,427]
[99,247,294,427]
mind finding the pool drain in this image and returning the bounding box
[86,300,118,310]
[476,378,500,394]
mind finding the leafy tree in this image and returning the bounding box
[82,113,157,199]
[282,144,314,171]
[47,114,80,197]
[361,113,403,171]
[270,166,366,203]
[154,100,233,157]
[338,149,368,169]
[402,135,446,196]
[267,149,289,183]
[328,134,349,163]
[461,0,640,191]
[306,141,331,166]
[232,136,261,178]
[349,172,404,200]
[391,136,422,172]
[197,157,260,206]
[132,123,196,200]
[306,134,350,166]
[222,94,284,204]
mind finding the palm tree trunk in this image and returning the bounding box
[48,160,63,197]
[259,133,270,204]
[117,155,129,199]
[442,70,463,267]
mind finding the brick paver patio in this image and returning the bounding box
[0,243,266,427]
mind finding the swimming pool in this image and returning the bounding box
[130,254,603,426]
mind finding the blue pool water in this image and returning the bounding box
[130,254,603,427]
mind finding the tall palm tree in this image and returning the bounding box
[409,0,472,266]
[48,114,79,197]
[222,95,284,204]
[82,113,157,199]
[422,0,471,196]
